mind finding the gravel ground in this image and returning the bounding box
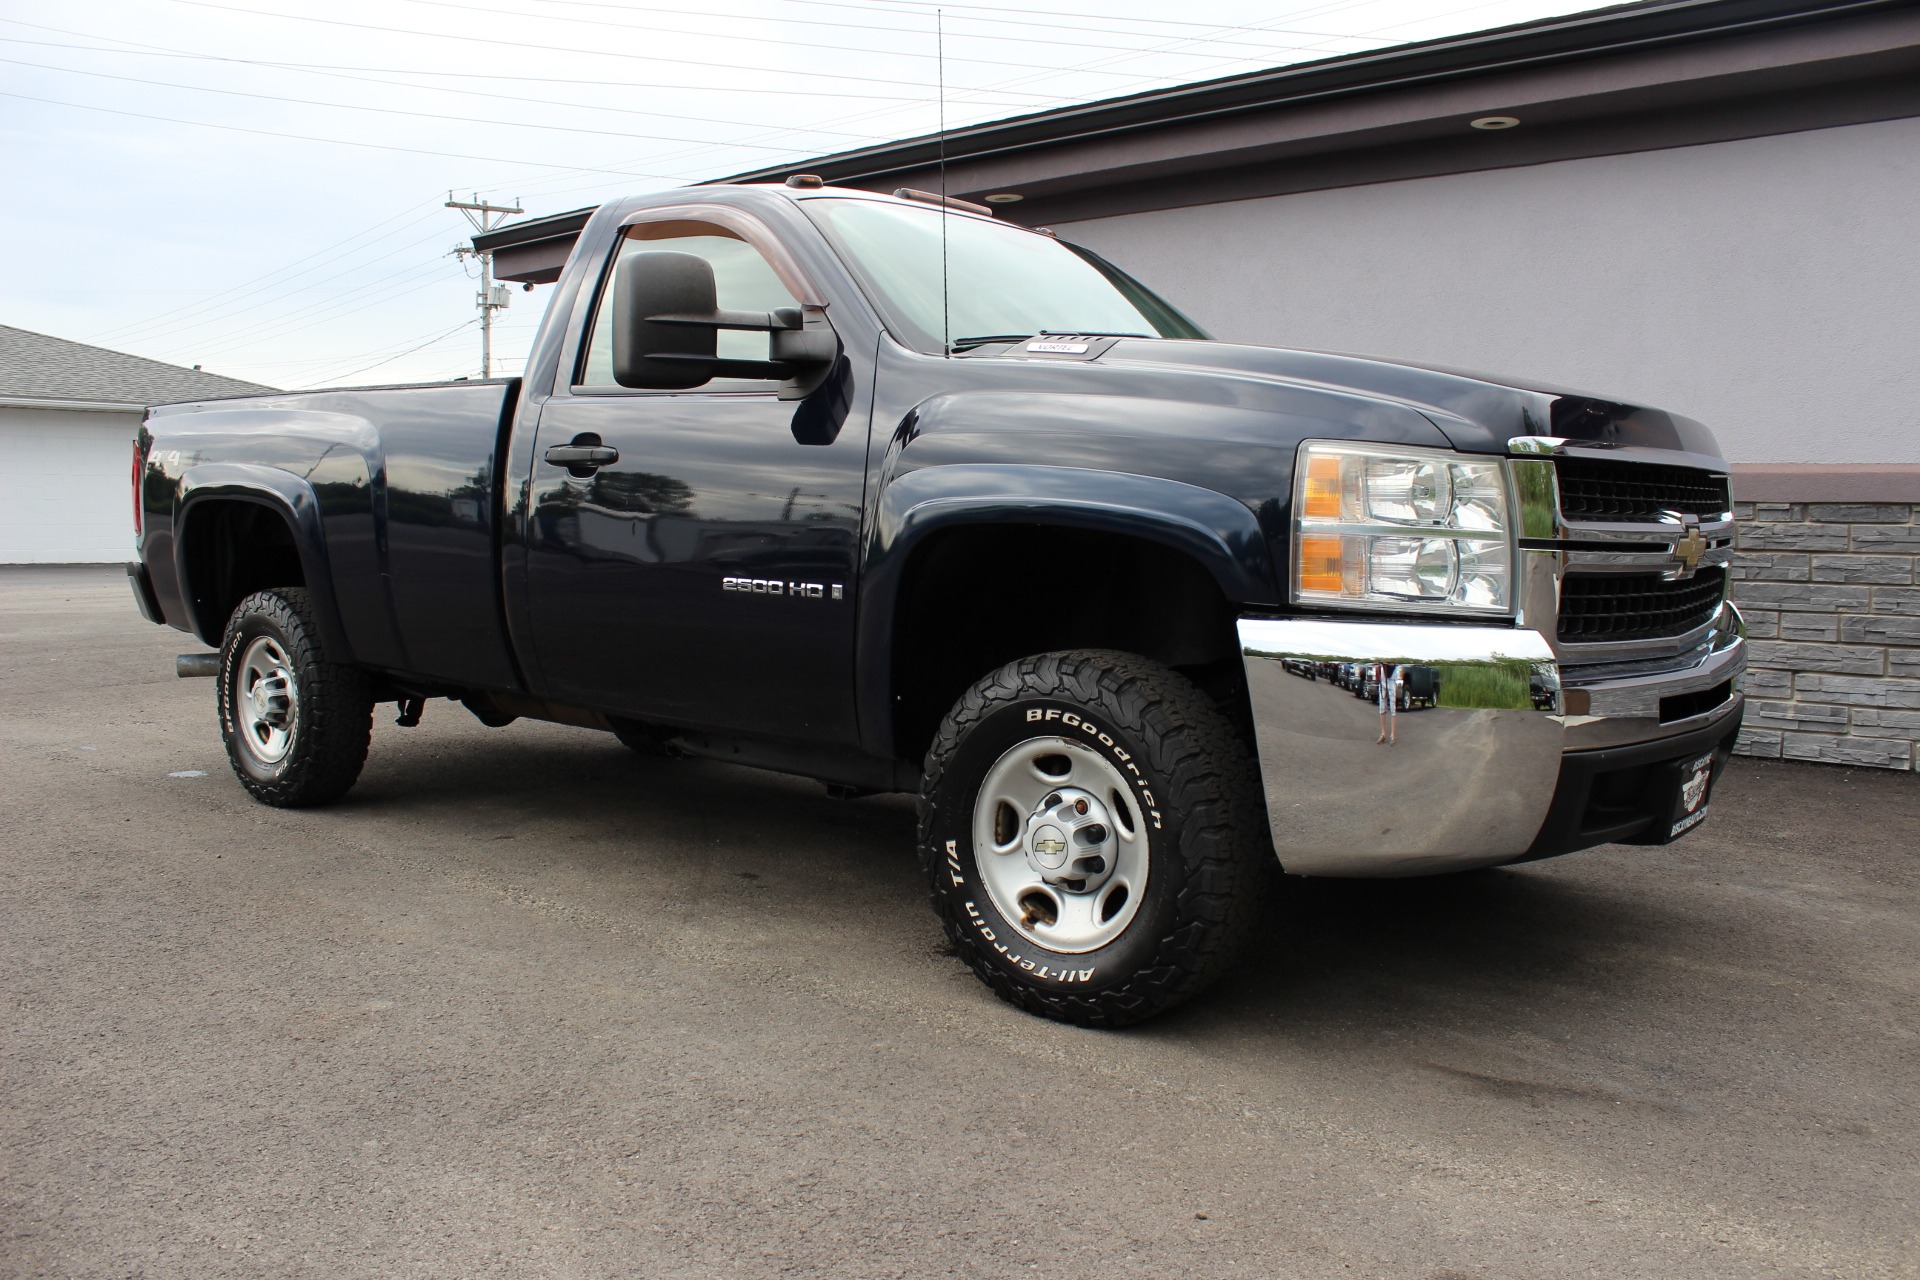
[3,564,1916,1280]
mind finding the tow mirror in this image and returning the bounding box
[611,251,716,389]
[610,251,837,398]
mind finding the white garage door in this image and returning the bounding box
[0,406,141,564]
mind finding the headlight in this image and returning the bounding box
[1293,441,1513,615]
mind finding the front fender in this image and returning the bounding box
[872,463,1277,602]
[174,464,353,659]
[856,462,1280,757]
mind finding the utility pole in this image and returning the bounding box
[446,193,522,379]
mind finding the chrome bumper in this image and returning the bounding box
[1236,607,1745,877]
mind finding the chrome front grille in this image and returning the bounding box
[1558,567,1729,644]
[1507,440,1738,659]
[1554,457,1731,523]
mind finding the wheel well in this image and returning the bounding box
[181,499,306,640]
[889,526,1248,765]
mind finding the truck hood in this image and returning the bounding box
[1072,338,1726,466]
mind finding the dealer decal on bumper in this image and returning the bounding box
[1669,752,1716,839]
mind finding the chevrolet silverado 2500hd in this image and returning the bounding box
[127,182,1746,1026]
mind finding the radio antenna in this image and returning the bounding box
[937,8,950,359]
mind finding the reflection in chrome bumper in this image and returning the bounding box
[1238,617,1563,877]
[1238,613,1749,877]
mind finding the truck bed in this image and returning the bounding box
[144,378,523,692]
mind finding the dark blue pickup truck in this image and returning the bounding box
[128,182,1747,1025]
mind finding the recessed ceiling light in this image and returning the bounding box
[1471,116,1520,130]
[983,192,1024,203]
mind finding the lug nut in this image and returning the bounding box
[1080,823,1107,844]
[1074,797,1089,815]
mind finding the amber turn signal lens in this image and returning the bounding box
[1303,455,1342,519]
[1298,535,1346,593]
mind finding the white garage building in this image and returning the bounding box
[0,325,269,564]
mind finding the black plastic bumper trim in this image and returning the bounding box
[126,561,164,625]
[1520,700,1745,862]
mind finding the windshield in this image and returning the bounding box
[802,197,1207,353]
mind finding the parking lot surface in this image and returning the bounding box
[3,565,1916,1279]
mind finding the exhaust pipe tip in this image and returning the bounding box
[176,653,220,679]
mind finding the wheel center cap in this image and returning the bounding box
[1021,787,1119,891]
[1030,824,1069,870]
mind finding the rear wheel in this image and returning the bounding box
[918,650,1271,1027]
[219,588,372,807]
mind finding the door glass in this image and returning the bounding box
[577,220,798,391]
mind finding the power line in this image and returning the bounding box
[446,3,1398,223]
[151,259,469,362]
[478,1,1392,201]
[910,0,1385,114]
[0,55,853,152]
[244,322,486,374]
[788,0,1370,37]
[513,0,1362,54]
[183,0,1397,360]
[86,203,444,343]
[292,320,479,389]
[0,36,890,138]
[467,2,1321,205]
[155,0,1185,94]
[0,20,1065,105]
[115,225,464,349]
[545,0,1357,211]
[529,0,1375,48]
[33,0,1565,390]
[380,0,1313,71]
[0,89,692,180]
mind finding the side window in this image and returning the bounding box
[577,219,798,392]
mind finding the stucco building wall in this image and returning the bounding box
[1055,116,1920,466]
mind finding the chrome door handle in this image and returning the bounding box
[543,444,619,467]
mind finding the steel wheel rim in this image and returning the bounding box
[971,735,1149,953]
[234,636,298,766]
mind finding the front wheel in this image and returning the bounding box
[918,650,1271,1027]
[219,588,372,807]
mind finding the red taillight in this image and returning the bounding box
[131,434,149,537]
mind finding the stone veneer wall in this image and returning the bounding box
[1729,500,1920,771]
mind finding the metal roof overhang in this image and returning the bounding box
[472,207,596,284]
[719,0,1920,223]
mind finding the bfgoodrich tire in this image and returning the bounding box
[219,588,372,807]
[919,650,1271,1027]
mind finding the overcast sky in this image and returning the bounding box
[1,0,1597,389]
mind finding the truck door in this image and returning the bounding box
[523,213,865,744]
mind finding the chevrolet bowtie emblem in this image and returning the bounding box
[1033,836,1066,857]
[1670,519,1708,577]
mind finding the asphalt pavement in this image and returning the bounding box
[3,565,1916,1280]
